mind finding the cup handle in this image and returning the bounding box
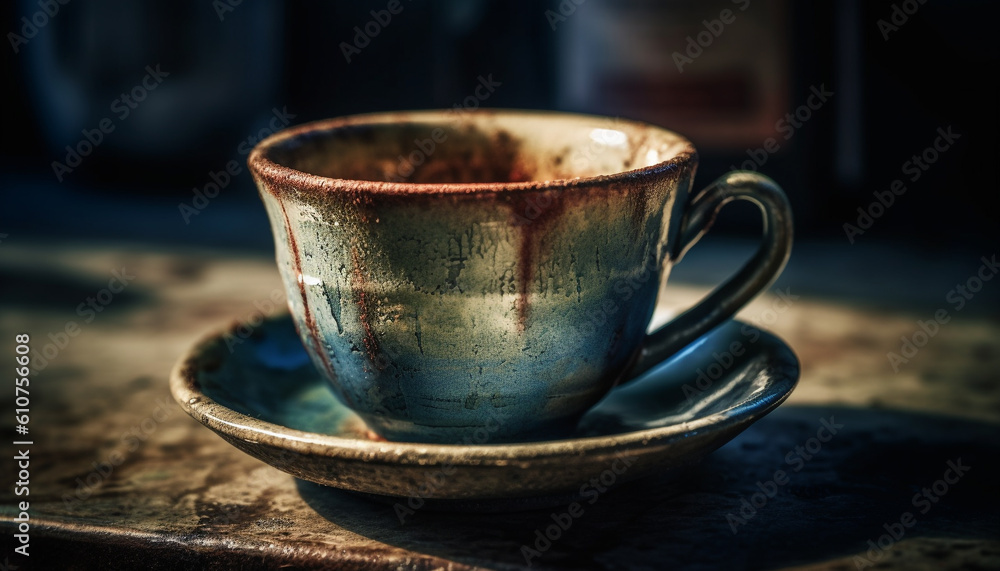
[625,171,794,379]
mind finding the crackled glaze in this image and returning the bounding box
[249,110,699,443]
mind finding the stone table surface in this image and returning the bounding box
[1,241,998,570]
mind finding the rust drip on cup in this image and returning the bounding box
[276,200,349,405]
[349,245,381,369]
[508,189,569,331]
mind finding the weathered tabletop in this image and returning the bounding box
[1,241,998,570]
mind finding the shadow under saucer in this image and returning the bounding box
[294,405,1000,570]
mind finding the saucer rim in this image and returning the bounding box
[169,315,798,466]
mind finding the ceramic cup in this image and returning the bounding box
[248,110,792,444]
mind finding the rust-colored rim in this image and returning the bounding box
[246,109,698,197]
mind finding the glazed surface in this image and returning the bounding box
[250,110,698,442]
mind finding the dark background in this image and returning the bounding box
[1,3,999,568]
[1,0,997,256]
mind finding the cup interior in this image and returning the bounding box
[258,111,692,186]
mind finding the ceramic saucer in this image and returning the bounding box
[170,314,798,510]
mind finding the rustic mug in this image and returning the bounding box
[248,110,792,443]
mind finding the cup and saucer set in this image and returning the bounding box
[170,110,799,511]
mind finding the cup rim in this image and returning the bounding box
[247,109,698,196]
